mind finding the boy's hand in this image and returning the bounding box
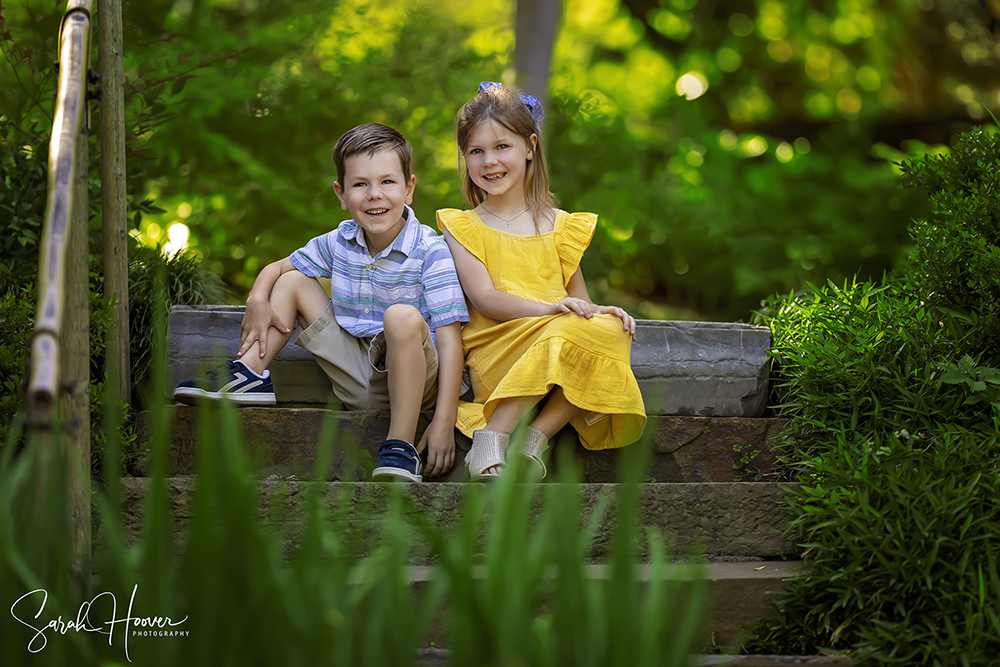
[417,417,456,479]
[238,298,291,360]
[594,304,637,340]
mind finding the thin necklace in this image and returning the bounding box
[481,202,528,227]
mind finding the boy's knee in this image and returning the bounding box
[273,269,309,296]
[383,304,424,340]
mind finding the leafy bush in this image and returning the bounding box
[0,121,47,285]
[747,126,1000,663]
[126,247,227,404]
[756,279,988,461]
[744,428,1000,663]
[897,126,1000,359]
[0,281,141,473]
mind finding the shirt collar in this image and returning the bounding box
[344,206,420,258]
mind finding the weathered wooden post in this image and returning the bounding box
[27,0,94,593]
[99,0,130,405]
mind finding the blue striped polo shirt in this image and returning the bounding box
[289,206,469,341]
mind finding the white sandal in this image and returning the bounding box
[521,427,549,479]
[467,430,509,481]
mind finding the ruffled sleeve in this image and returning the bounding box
[436,208,487,265]
[557,211,597,285]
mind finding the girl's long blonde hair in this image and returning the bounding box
[456,85,556,230]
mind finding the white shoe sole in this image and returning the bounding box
[371,466,422,483]
[172,387,276,406]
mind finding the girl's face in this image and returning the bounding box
[463,119,536,203]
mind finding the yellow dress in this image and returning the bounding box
[436,208,646,450]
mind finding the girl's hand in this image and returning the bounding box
[551,297,593,318]
[594,305,637,340]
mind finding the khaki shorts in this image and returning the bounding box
[295,304,438,411]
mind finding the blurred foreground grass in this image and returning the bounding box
[1,383,706,666]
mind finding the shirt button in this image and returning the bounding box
[365,264,373,270]
[363,307,370,314]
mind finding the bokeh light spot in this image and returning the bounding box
[676,72,708,99]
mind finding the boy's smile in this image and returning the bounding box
[334,149,416,255]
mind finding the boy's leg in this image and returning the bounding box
[382,304,431,446]
[173,271,329,405]
[240,271,329,376]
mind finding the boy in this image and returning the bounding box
[174,123,469,482]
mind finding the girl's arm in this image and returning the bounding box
[566,267,637,340]
[444,228,592,322]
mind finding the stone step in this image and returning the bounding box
[119,479,795,561]
[169,306,772,417]
[118,478,797,647]
[140,407,787,483]
[412,561,803,649]
[415,651,850,666]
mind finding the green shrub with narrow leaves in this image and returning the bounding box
[747,126,1000,664]
[897,126,1000,360]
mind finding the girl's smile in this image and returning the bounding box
[464,119,536,205]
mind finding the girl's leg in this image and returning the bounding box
[484,396,542,433]
[475,388,582,476]
[478,396,542,475]
[529,386,584,438]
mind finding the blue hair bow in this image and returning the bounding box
[477,81,544,125]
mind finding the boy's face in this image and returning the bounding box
[334,149,416,254]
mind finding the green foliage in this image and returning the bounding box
[744,428,1000,664]
[0,281,142,472]
[748,125,1000,662]
[757,279,985,460]
[0,121,47,284]
[0,2,227,469]
[0,284,33,438]
[898,126,1000,357]
[1,398,706,666]
[0,0,957,320]
[126,247,227,403]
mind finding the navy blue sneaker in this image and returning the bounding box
[371,439,422,483]
[173,360,276,406]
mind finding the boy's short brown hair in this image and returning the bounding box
[332,123,413,187]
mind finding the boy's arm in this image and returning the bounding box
[443,228,594,322]
[418,321,463,478]
[237,257,298,360]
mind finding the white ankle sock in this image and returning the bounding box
[234,359,269,379]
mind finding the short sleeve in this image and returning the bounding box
[436,208,486,266]
[289,228,340,279]
[557,211,597,285]
[420,237,470,329]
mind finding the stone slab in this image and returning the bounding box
[416,652,850,667]
[169,306,771,417]
[410,561,802,648]
[119,479,795,561]
[138,407,788,483]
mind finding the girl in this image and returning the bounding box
[437,82,646,479]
